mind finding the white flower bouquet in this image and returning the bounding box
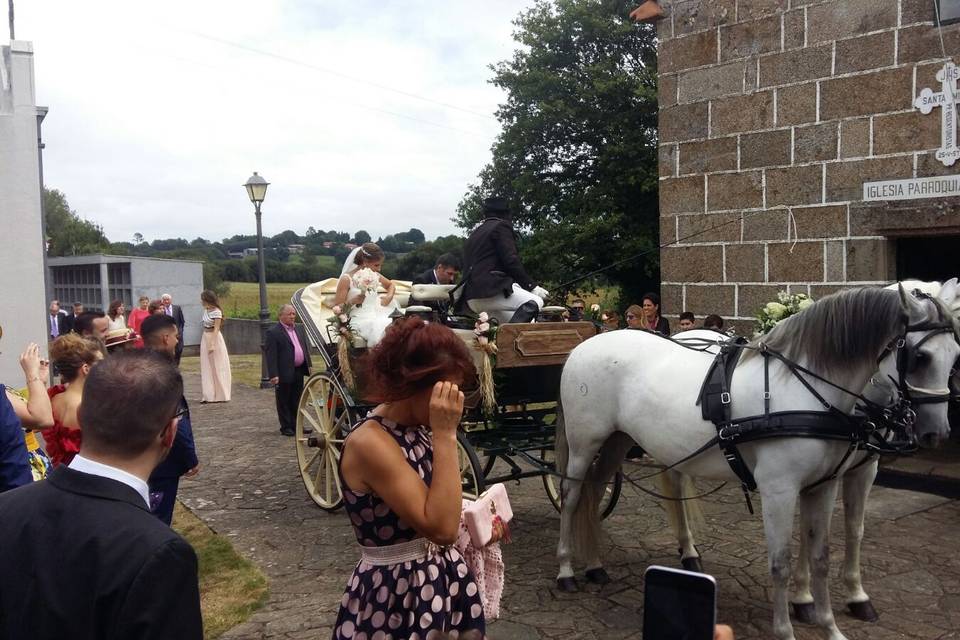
[755,291,815,335]
[352,267,380,292]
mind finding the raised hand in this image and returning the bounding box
[428,381,464,437]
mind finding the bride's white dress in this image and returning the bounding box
[343,274,398,348]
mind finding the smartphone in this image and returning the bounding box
[643,565,717,640]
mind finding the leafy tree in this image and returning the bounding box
[397,235,465,279]
[353,230,371,245]
[133,232,144,244]
[44,188,111,256]
[203,262,230,298]
[271,229,301,246]
[457,0,660,305]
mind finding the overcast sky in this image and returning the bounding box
[8,1,532,244]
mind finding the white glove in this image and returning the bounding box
[532,286,549,300]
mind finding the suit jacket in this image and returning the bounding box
[460,217,535,305]
[48,312,69,339]
[265,322,312,384]
[61,312,76,335]
[150,396,198,481]
[0,466,203,640]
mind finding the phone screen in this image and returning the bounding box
[643,566,716,640]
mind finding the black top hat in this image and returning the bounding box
[482,197,511,217]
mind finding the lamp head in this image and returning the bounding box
[244,172,269,204]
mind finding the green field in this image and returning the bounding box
[221,282,317,320]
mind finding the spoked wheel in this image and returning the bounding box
[541,448,623,519]
[296,372,356,511]
[456,430,486,500]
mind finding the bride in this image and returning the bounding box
[334,243,398,347]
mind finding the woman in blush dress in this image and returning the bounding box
[199,290,232,403]
[333,317,486,639]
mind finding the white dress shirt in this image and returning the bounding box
[69,454,151,508]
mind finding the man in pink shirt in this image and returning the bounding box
[264,305,313,436]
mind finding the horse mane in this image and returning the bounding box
[746,287,904,372]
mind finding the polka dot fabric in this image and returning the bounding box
[333,416,486,639]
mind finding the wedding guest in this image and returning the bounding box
[333,318,485,639]
[0,350,204,639]
[148,299,165,316]
[128,296,152,348]
[200,290,231,403]
[1,340,53,491]
[74,311,110,349]
[265,305,312,437]
[704,314,724,332]
[568,299,586,321]
[140,314,200,524]
[601,309,621,332]
[678,311,696,332]
[47,300,68,342]
[46,334,103,467]
[625,304,644,329]
[106,300,127,332]
[641,292,670,335]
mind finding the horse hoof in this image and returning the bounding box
[556,576,580,592]
[681,557,704,573]
[847,600,879,622]
[585,567,610,584]
[792,602,816,625]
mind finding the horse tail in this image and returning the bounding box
[555,399,568,488]
[658,471,705,539]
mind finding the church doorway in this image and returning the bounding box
[896,235,960,282]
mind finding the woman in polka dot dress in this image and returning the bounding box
[334,318,486,640]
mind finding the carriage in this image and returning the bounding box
[290,277,623,515]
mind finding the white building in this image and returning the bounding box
[0,41,48,384]
[47,255,205,346]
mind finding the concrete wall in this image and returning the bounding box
[0,41,48,383]
[220,318,321,357]
[657,0,960,333]
[128,258,204,345]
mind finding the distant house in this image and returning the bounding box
[243,247,259,257]
[287,244,305,255]
[344,243,358,250]
[47,254,204,346]
[227,250,245,259]
[322,241,335,249]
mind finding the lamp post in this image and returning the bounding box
[244,172,272,389]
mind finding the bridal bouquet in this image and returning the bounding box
[352,267,380,293]
[755,291,815,335]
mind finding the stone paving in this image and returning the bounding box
[178,372,960,640]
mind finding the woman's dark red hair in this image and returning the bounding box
[363,317,475,403]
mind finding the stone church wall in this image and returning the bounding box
[657,0,960,331]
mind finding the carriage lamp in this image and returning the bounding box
[244,172,273,389]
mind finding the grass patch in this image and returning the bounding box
[180,354,265,390]
[221,282,315,320]
[172,502,268,639]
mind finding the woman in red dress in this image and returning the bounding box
[127,295,151,348]
[46,334,102,467]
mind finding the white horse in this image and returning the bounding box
[555,286,959,640]
[790,278,960,624]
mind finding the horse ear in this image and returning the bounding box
[939,277,959,306]
[897,283,919,319]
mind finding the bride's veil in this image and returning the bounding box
[340,246,362,277]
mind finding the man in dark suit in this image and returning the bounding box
[47,299,69,341]
[458,197,548,323]
[140,313,200,524]
[0,350,203,639]
[412,253,461,316]
[161,293,186,364]
[265,304,312,436]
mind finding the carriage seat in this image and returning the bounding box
[410,283,458,303]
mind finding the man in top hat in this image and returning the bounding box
[458,197,548,324]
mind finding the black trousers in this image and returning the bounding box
[276,375,305,433]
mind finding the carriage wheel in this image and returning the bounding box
[296,372,355,511]
[541,448,623,519]
[456,430,485,500]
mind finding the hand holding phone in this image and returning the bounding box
[643,565,717,640]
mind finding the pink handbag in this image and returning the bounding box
[462,483,513,547]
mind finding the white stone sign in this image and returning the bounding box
[914,61,960,167]
[863,175,960,201]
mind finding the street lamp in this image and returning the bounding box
[244,171,272,389]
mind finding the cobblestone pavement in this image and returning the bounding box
[178,372,960,640]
